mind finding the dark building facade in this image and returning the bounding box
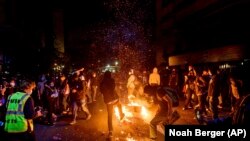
[155,0,250,66]
[0,0,65,75]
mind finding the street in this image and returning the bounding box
[34,95,200,141]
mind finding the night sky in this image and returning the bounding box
[63,0,156,72]
[65,0,110,27]
[0,0,156,75]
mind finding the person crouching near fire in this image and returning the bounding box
[149,87,173,140]
[4,79,40,141]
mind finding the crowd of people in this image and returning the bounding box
[0,68,100,140]
[0,63,249,141]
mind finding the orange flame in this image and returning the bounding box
[114,102,149,121]
[126,137,136,141]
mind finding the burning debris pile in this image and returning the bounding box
[112,90,158,140]
[114,93,156,123]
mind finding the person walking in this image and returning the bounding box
[69,73,91,125]
[99,71,125,138]
[90,72,99,102]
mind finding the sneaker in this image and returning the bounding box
[66,108,70,112]
[217,105,223,109]
[194,104,200,109]
[86,114,91,120]
[70,120,76,125]
[169,110,180,124]
[206,108,212,113]
[149,137,157,140]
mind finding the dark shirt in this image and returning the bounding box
[0,95,6,121]
[24,97,35,119]
[157,98,169,116]
[70,79,84,101]
[100,78,116,104]
[187,75,196,90]
[58,80,68,91]
[70,79,83,92]
[208,74,221,97]
[203,75,211,89]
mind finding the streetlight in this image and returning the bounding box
[115,61,118,66]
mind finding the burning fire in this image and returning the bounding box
[114,95,149,122]
[126,137,136,141]
[113,90,156,141]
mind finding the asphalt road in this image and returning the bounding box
[34,95,201,141]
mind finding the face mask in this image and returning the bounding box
[80,76,85,81]
[41,76,46,81]
[10,82,15,87]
